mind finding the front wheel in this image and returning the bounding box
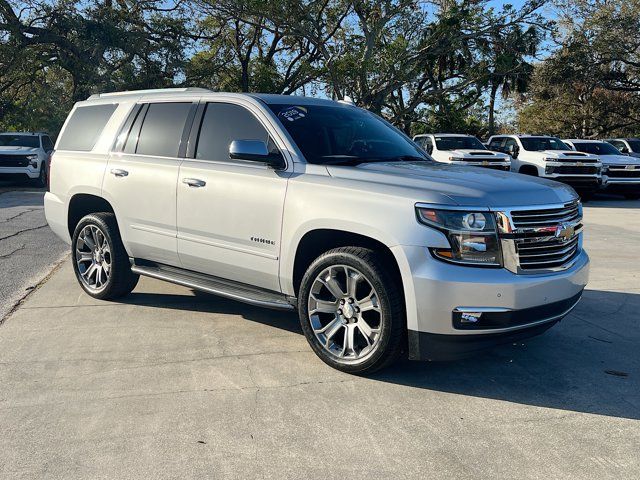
[32,162,47,188]
[298,247,405,374]
[71,213,139,300]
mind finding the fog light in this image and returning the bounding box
[460,312,482,324]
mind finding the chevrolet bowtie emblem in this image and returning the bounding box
[555,223,575,242]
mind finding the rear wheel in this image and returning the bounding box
[71,213,139,300]
[298,247,404,374]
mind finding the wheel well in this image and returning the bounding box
[293,229,404,299]
[67,194,115,237]
[519,165,539,176]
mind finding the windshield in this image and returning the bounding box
[572,142,621,156]
[267,104,428,165]
[434,136,486,151]
[0,135,39,148]
[520,137,570,152]
[627,140,640,152]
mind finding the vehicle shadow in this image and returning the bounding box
[586,193,640,208]
[120,287,639,420]
[122,290,302,334]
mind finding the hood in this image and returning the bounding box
[599,154,640,166]
[538,150,598,161]
[449,149,509,159]
[327,161,577,207]
[0,146,39,154]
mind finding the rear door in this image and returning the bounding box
[176,101,289,291]
[104,101,196,266]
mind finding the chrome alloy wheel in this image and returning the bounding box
[308,265,382,363]
[75,225,111,292]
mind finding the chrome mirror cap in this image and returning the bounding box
[229,140,269,161]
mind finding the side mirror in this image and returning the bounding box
[229,140,285,169]
[620,146,629,154]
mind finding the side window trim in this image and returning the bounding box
[113,104,144,152]
[185,102,206,159]
[124,104,149,154]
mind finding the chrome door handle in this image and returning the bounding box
[110,168,129,177]
[182,178,206,188]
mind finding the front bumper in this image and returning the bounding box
[602,175,640,191]
[391,245,589,360]
[0,165,40,179]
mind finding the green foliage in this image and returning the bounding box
[517,0,640,138]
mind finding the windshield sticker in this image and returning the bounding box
[278,106,307,122]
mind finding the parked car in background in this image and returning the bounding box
[605,138,640,159]
[487,134,602,196]
[413,133,510,171]
[45,88,589,374]
[564,139,640,200]
[0,132,53,187]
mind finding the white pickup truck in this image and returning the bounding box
[487,135,602,195]
[564,139,640,200]
[413,134,510,171]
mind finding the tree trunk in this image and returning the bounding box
[488,82,499,137]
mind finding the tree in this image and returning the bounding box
[516,0,640,137]
[480,24,540,136]
[0,1,192,132]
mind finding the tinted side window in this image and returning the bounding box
[489,138,504,150]
[196,103,270,161]
[57,104,118,151]
[136,102,192,157]
[42,136,54,151]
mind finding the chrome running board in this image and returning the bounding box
[130,259,296,311]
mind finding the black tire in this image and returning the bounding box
[32,162,47,188]
[298,247,405,374]
[71,213,139,300]
[624,193,640,200]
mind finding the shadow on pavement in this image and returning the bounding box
[123,290,302,334]
[586,193,640,208]
[119,287,639,421]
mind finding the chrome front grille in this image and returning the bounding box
[515,235,580,270]
[497,200,583,273]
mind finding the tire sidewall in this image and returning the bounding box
[298,250,399,374]
[71,215,118,299]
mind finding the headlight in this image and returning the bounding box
[416,207,502,266]
[26,154,39,167]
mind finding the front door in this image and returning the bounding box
[176,101,289,291]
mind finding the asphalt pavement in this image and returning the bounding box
[0,192,638,479]
[0,182,68,320]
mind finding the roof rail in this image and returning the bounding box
[87,87,212,100]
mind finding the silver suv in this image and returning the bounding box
[45,88,589,374]
[0,132,54,187]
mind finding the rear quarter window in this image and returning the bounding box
[57,104,118,151]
